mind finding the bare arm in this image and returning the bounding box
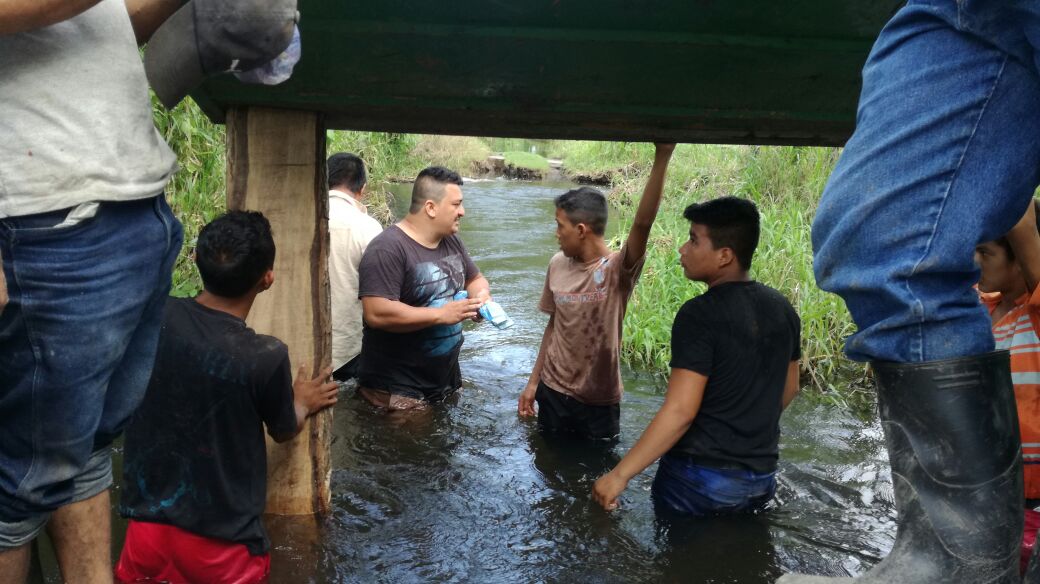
[592,367,706,510]
[782,360,800,410]
[623,143,675,271]
[466,274,491,304]
[124,0,182,45]
[361,295,482,333]
[518,313,554,416]
[1007,200,1040,294]
[270,366,339,443]
[0,0,102,35]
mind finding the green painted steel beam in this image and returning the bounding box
[193,1,903,146]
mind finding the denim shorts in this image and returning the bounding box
[651,453,776,517]
[0,195,182,548]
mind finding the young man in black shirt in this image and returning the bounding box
[593,197,801,516]
[116,211,338,583]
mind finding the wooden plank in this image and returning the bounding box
[226,107,332,516]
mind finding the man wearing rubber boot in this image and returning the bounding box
[777,1,1040,583]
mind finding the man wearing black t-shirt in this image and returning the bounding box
[593,197,801,516]
[116,211,338,583]
[357,167,491,409]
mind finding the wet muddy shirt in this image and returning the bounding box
[538,245,645,405]
[120,298,297,555]
[669,281,801,474]
[357,225,479,400]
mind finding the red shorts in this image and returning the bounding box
[116,520,270,584]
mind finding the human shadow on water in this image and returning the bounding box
[654,511,781,583]
[528,430,620,496]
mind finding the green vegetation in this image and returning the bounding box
[155,101,864,407]
[593,143,870,409]
[152,98,226,298]
[501,151,551,172]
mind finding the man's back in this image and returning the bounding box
[329,192,382,372]
[120,297,297,555]
[669,281,801,473]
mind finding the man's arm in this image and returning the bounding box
[124,0,183,45]
[361,295,482,333]
[592,367,706,510]
[623,143,675,271]
[1007,200,1040,294]
[782,360,800,410]
[518,313,554,416]
[466,274,491,304]
[270,365,338,443]
[0,0,102,35]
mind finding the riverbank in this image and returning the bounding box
[156,100,867,410]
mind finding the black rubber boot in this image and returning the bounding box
[778,351,1023,584]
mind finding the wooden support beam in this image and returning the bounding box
[226,107,332,516]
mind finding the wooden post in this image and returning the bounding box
[225,107,332,516]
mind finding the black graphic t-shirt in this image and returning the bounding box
[357,225,479,400]
[119,298,297,555]
[669,281,801,474]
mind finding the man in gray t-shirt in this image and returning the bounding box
[0,1,183,580]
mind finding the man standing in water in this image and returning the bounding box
[592,197,801,516]
[517,143,673,441]
[357,167,490,410]
[117,211,338,582]
[780,1,1040,582]
[328,153,383,383]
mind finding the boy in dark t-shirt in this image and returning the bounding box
[593,197,801,516]
[116,211,338,583]
[357,166,490,409]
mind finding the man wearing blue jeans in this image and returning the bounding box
[0,1,184,582]
[779,1,1040,582]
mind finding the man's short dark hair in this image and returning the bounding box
[196,211,276,298]
[683,196,760,271]
[410,166,463,214]
[554,186,608,236]
[327,152,367,194]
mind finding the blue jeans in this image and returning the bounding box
[651,454,776,517]
[0,196,182,546]
[813,0,1040,363]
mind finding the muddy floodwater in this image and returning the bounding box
[37,180,896,583]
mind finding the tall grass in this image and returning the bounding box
[589,144,870,408]
[151,98,226,297]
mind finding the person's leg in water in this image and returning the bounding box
[779,3,1040,583]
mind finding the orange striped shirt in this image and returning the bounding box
[982,287,1040,499]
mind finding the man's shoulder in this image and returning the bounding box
[750,281,798,316]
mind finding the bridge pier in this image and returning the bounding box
[225,106,333,516]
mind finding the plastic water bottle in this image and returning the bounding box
[453,291,514,330]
